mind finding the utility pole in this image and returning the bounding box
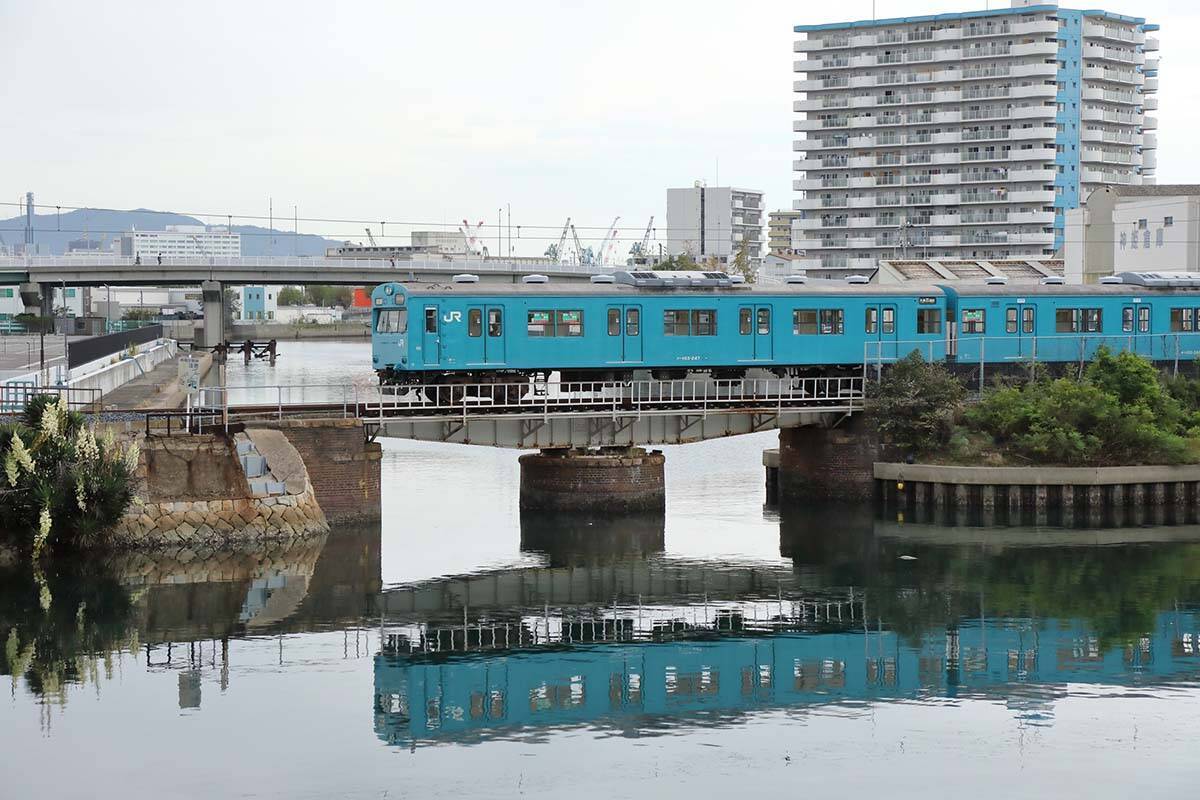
[507,203,511,257]
[497,208,502,260]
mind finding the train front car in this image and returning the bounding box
[371,282,413,384]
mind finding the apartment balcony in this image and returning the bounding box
[930,110,961,124]
[1009,190,1056,203]
[1083,20,1143,43]
[931,234,961,247]
[1143,96,1158,111]
[1010,63,1057,79]
[796,238,832,250]
[848,176,873,189]
[849,32,875,48]
[932,131,960,145]
[848,216,876,229]
[962,127,1009,143]
[848,156,875,169]
[1010,105,1056,121]
[849,75,875,89]
[1081,169,1139,185]
[874,195,904,208]
[1082,87,1137,105]
[1082,107,1139,126]
[1009,127,1055,142]
[1009,168,1057,182]
[849,196,874,209]
[847,236,876,248]
[1144,77,1159,93]
[1145,36,1159,52]
[1012,41,1059,58]
[1143,150,1158,169]
[1008,232,1056,246]
[1081,66,1138,84]
[793,37,839,52]
[1083,148,1136,165]
[962,150,1007,163]
[1081,129,1141,146]
[961,190,1007,204]
[930,192,960,205]
[1143,133,1158,149]
[1010,211,1056,225]
[1145,57,1160,72]
[930,173,959,186]
[1008,147,1057,162]
[930,213,958,226]
[1143,115,1158,130]
[1011,84,1057,100]
[793,58,823,71]
[932,152,961,165]
[795,197,826,210]
[1083,43,1141,64]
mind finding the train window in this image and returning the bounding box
[1056,309,1076,333]
[882,307,895,334]
[692,309,717,336]
[865,308,878,334]
[1005,308,1018,334]
[608,309,621,336]
[488,308,503,337]
[556,310,583,337]
[375,309,407,334]
[739,308,752,335]
[664,310,691,336]
[757,309,771,335]
[1023,307,1034,334]
[1170,308,1194,332]
[527,310,553,337]
[1122,308,1134,332]
[917,309,941,334]
[424,308,438,334]
[626,309,640,336]
[793,309,818,335]
[819,309,844,335]
[468,309,483,337]
[1138,306,1150,333]
[1085,309,1102,332]
[961,309,985,334]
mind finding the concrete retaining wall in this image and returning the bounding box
[229,322,369,340]
[68,340,176,398]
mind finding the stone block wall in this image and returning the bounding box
[519,448,665,512]
[259,420,382,522]
[778,416,883,503]
[140,435,252,503]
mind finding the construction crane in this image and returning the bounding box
[458,219,489,257]
[544,217,571,262]
[569,223,591,265]
[595,216,621,266]
[364,227,378,247]
[628,216,654,264]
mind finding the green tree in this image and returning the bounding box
[866,351,965,455]
[277,286,305,306]
[656,253,698,271]
[728,242,756,284]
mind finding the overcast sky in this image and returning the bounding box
[2,0,1196,254]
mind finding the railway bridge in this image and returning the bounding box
[172,375,867,512]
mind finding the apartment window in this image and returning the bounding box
[1156,229,1164,247]
[468,308,483,337]
[793,309,819,335]
[1138,218,1147,229]
[962,309,985,334]
[820,308,844,335]
[1165,216,1174,227]
[1170,308,1195,332]
[917,308,941,334]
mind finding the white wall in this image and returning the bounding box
[1112,197,1200,272]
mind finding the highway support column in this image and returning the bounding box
[18,283,41,316]
[519,447,665,513]
[200,280,224,350]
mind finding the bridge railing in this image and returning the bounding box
[864,331,1200,388]
[187,376,865,429]
[0,383,102,414]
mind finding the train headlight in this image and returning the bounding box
[374,297,383,306]
[385,285,394,295]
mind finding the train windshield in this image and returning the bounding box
[376,308,408,334]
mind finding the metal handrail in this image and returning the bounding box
[0,255,613,275]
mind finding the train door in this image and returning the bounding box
[485,306,505,364]
[864,303,898,361]
[422,305,441,368]
[739,305,773,361]
[1004,302,1036,358]
[605,305,642,363]
[1123,303,1151,357]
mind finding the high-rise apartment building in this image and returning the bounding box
[667,185,764,266]
[767,210,804,254]
[793,0,1158,271]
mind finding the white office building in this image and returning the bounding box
[667,185,764,266]
[119,225,241,260]
[793,0,1159,271]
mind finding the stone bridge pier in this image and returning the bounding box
[771,415,883,505]
[519,447,665,512]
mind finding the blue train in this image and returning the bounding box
[370,270,1200,385]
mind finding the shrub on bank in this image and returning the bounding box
[866,351,966,456]
[0,395,138,556]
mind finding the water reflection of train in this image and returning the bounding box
[373,607,1200,747]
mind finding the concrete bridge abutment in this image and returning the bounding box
[519,447,665,513]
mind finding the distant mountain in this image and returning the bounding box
[0,207,343,257]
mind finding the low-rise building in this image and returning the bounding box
[1066,185,1200,283]
[120,225,241,260]
[767,210,804,255]
[238,286,280,322]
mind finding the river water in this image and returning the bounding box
[4,340,1200,798]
